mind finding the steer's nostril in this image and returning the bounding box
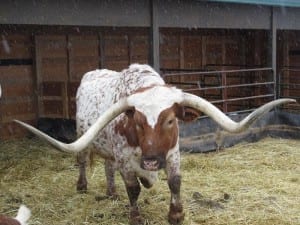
[142,159,160,171]
[144,160,158,167]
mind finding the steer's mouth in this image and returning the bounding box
[141,156,165,171]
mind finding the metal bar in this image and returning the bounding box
[280,68,300,72]
[163,67,272,77]
[168,82,199,86]
[210,94,274,104]
[280,83,300,87]
[198,107,266,119]
[185,81,275,92]
[164,68,275,114]
[279,95,300,100]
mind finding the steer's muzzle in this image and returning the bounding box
[141,156,165,171]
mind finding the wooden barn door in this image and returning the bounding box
[68,35,100,119]
[35,35,69,119]
[0,34,36,139]
[35,34,100,120]
[35,29,149,120]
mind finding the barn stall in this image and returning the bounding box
[0,0,300,224]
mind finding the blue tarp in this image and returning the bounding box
[208,0,300,7]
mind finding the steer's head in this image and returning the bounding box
[116,86,200,171]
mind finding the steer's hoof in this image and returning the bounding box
[107,192,119,200]
[168,212,184,225]
[76,183,87,193]
[106,188,119,200]
[129,206,144,225]
[130,215,144,225]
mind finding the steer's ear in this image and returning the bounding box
[175,104,202,122]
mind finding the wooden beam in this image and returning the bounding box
[149,0,160,72]
[34,35,43,119]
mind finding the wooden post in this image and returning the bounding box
[222,36,228,112]
[34,35,43,119]
[149,0,160,72]
[65,35,71,119]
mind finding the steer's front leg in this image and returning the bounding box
[121,171,144,225]
[166,150,184,225]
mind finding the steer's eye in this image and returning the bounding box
[168,119,174,125]
[164,119,175,128]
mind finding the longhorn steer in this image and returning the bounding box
[14,64,295,225]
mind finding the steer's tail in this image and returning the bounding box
[15,205,31,225]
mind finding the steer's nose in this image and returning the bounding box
[141,156,165,171]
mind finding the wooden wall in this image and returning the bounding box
[1,26,296,140]
[0,27,149,139]
[0,34,35,139]
[35,29,149,121]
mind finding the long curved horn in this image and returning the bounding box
[14,98,130,153]
[181,92,296,133]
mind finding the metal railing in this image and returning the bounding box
[278,66,300,113]
[162,67,274,114]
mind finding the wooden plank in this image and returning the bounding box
[37,35,67,57]
[3,83,34,97]
[68,82,80,97]
[104,60,129,71]
[42,82,63,96]
[183,35,202,69]
[0,65,33,82]
[0,119,35,139]
[0,34,32,59]
[41,57,68,81]
[70,57,99,81]
[42,100,64,116]
[1,101,35,117]
[69,35,99,57]
[104,35,129,57]
[34,35,42,119]
[130,35,149,63]
[35,35,68,118]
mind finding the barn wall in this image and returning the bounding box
[0,26,150,139]
[34,28,149,120]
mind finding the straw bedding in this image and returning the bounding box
[0,137,299,225]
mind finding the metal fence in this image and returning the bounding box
[162,67,275,114]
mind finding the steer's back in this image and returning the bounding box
[76,69,122,129]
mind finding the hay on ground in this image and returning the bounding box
[0,137,299,225]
